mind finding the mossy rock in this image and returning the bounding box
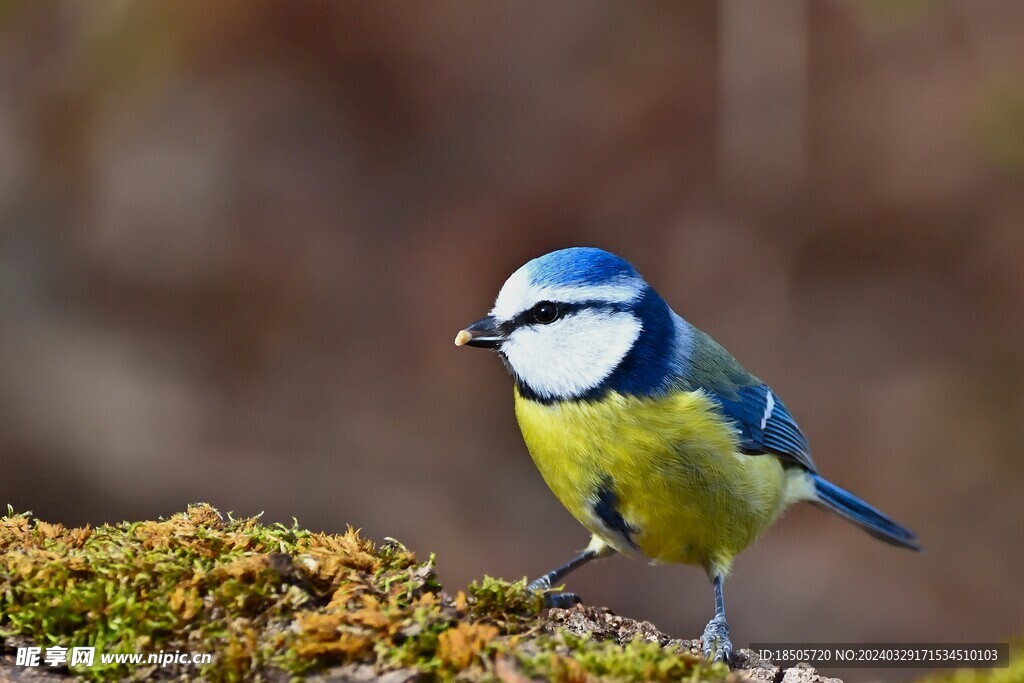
[0,503,917,682]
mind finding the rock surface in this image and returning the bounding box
[544,605,842,683]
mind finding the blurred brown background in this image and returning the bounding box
[1,1,1022,676]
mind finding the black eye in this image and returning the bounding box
[532,301,560,324]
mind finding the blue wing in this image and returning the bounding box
[679,324,816,471]
[711,384,816,472]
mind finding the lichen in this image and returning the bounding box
[0,504,730,681]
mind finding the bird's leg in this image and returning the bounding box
[527,549,596,592]
[527,538,615,608]
[701,574,733,664]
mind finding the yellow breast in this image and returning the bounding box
[514,387,793,574]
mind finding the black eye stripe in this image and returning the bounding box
[501,300,629,332]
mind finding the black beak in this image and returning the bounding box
[454,315,503,349]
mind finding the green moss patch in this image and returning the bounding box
[0,504,730,681]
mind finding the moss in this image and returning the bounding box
[0,505,729,681]
[502,631,720,683]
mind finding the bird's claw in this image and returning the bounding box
[541,592,582,608]
[701,615,732,664]
[527,575,581,608]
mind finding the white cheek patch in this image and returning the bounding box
[490,267,642,323]
[502,310,641,400]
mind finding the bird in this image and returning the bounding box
[453,246,919,663]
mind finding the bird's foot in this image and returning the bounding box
[701,615,732,664]
[526,577,581,608]
[540,591,582,608]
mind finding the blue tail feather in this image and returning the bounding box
[811,474,921,551]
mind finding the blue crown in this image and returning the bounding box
[526,247,640,288]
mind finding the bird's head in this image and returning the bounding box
[455,247,680,402]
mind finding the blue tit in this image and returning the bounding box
[454,247,919,663]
